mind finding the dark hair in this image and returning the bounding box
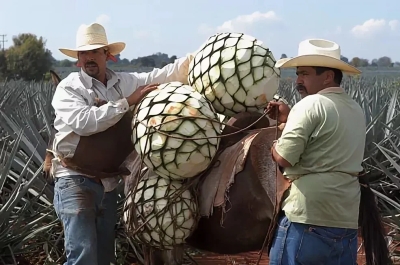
[313,66,343,85]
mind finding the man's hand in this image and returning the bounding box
[265,101,291,124]
[94,98,108,107]
[126,83,160,106]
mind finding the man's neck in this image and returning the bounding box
[317,87,344,95]
[95,72,107,86]
[99,76,107,86]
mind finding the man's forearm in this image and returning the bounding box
[271,143,292,168]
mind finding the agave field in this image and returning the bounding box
[0,72,399,265]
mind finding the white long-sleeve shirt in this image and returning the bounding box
[50,55,191,191]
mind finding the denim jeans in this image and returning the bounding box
[53,175,118,265]
[269,215,358,265]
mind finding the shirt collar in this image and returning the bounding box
[79,67,120,90]
[317,87,345,95]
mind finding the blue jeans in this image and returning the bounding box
[53,175,118,265]
[269,215,358,265]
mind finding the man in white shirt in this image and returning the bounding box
[51,22,194,265]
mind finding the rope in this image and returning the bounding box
[124,96,284,257]
[135,110,271,141]
[256,98,281,264]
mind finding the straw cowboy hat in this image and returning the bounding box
[59,23,126,59]
[275,39,361,75]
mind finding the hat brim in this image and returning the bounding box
[59,42,126,59]
[275,55,361,75]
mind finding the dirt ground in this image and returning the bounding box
[190,250,365,264]
[189,235,367,265]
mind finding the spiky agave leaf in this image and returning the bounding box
[188,32,280,117]
[0,79,63,264]
[0,83,54,201]
[115,200,146,265]
[369,139,400,261]
[123,168,198,250]
[132,81,222,180]
[0,130,63,264]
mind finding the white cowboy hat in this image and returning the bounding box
[275,39,361,75]
[59,22,126,59]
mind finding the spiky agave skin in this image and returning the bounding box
[123,169,198,250]
[188,32,281,117]
[131,81,222,180]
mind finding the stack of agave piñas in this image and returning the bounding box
[123,32,280,250]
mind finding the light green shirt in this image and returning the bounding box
[275,87,366,229]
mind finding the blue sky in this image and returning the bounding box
[1,0,399,62]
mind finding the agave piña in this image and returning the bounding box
[132,81,222,180]
[123,169,198,249]
[188,32,280,117]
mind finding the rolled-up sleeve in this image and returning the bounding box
[51,84,129,136]
[132,54,192,86]
[275,98,319,166]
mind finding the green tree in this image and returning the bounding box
[350,57,361,67]
[340,55,349,63]
[359,58,369,67]
[59,59,73,67]
[350,57,369,67]
[0,51,9,79]
[6,33,53,81]
[139,57,156,67]
[169,55,177,62]
[120,58,130,65]
[377,56,392,67]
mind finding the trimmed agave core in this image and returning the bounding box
[188,32,281,117]
[123,169,198,249]
[132,81,222,180]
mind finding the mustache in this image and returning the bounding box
[296,85,306,91]
[85,61,98,67]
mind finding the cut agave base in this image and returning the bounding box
[188,32,281,117]
[123,169,198,250]
[132,81,222,180]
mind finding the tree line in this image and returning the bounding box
[55,53,178,69]
[0,33,398,82]
[0,33,179,81]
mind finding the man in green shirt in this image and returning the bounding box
[266,39,365,264]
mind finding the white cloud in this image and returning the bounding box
[95,14,110,26]
[389,20,399,31]
[351,19,387,38]
[218,11,279,31]
[198,10,279,35]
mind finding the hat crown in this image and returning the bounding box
[298,39,341,60]
[76,23,109,49]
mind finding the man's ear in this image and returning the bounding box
[324,70,335,85]
[76,53,82,67]
[327,70,335,83]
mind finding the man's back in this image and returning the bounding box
[276,87,366,229]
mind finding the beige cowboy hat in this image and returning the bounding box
[275,39,361,75]
[59,22,126,59]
